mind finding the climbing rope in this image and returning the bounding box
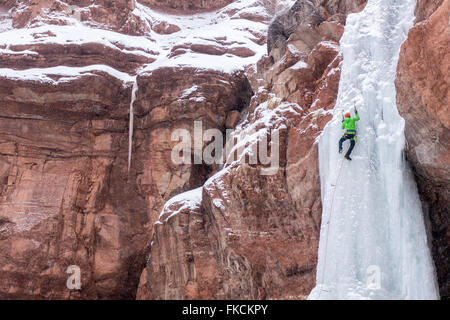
[318,158,345,299]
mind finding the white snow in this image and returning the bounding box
[178,85,207,103]
[0,0,295,85]
[0,48,38,55]
[225,100,302,166]
[0,65,135,84]
[191,97,206,102]
[287,43,301,55]
[0,24,158,58]
[213,198,226,211]
[318,40,340,50]
[309,0,439,300]
[181,85,198,97]
[135,0,284,73]
[290,60,308,70]
[0,11,12,33]
[157,187,203,223]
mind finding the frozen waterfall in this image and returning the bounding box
[309,0,439,300]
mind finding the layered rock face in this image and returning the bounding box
[0,72,148,299]
[5,0,446,301]
[10,0,149,35]
[137,98,318,300]
[0,0,285,299]
[0,63,252,299]
[132,68,253,237]
[396,0,449,299]
[267,0,367,61]
[137,0,368,300]
[140,0,233,11]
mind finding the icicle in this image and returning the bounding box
[128,78,138,173]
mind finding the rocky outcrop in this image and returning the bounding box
[137,0,368,300]
[414,0,444,22]
[0,0,282,299]
[10,0,150,35]
[396,0,449,299]
[132,67,253,234]
[0,73,148,299]
[267,0,366,61]
[0,42,156,74]
[137,97,319,300]
[0,65,252,299]
[140,0,233,12]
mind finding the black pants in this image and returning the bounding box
[339,133,356,157]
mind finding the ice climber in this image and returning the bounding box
[339,107,360,161]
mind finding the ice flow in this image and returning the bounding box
[308,0,439,300]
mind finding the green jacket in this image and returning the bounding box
[342,113,360,132]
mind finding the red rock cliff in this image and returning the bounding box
[396,0,449,299]
[0,0,285,299]
[137,0,368,299]
[6,0,446,300]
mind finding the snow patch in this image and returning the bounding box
[157,187,203,223]
[0,65,135,84]
[290,60,308,70]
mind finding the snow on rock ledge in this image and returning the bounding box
[157,188,203,224]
